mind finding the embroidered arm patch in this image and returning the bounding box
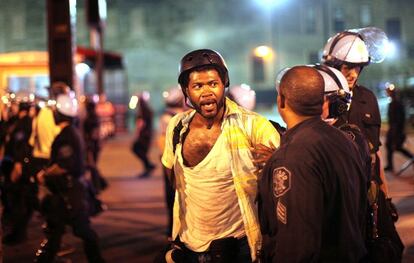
[277,201,287,224]
[273,167,291,198]
[59,145,74,158]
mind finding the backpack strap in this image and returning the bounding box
[172,120,184,154]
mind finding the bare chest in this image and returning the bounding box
[182,126,222,167]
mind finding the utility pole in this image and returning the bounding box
[86,0,106,96]
[46,0,76,90]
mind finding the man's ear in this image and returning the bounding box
[278,94,285,109]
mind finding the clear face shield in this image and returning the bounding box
[348,27,390,64]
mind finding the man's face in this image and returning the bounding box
[186,68,225,119]
[340,65,361,91]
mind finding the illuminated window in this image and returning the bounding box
[304,6,316,34]
[386,18,401,41]
[252,56,265,83]
[333,8,345,32]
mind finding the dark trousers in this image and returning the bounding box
[1,158,37,240]
[132,140,153,170]
[154,236,252,263]
[163,172,175,237]
[4,182,35,238]
[385,131,413,169]
[35,195,105,263]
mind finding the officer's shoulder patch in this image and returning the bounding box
[59,145,74,158]
[14,131,25,141]
[273,167,291,198]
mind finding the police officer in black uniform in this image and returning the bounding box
[321,28,388,194]
[258,66,368,262]
[35,93,105,263]
[311,64,372,179]
[2,91,35,245]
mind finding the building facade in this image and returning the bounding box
[0,0,413,110]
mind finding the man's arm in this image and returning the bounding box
[37,163,67,184]
[163,166,175,189]
[250,116,281,169]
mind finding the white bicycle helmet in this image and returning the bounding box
[56,94,78,117]
[228,84,256,111]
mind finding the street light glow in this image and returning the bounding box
[254,0,288,9]
[383,40,397,59]
[254,45,274,59]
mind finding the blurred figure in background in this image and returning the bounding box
[384,83,413,173]
[82,96,107,217]
[158,86,186,239]
[132,91,155,179]
[227,84,256,111]
[83,96,107,193]
[2,91,35,245]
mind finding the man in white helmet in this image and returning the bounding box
[35,94,105,263]
[312,64,371,174]
[321,29,389,196]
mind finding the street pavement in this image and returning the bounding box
[3,131,414,263]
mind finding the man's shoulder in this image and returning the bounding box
[356,85,376,98]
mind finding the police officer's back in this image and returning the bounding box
[259,66,367,262]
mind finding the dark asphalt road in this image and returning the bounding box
[3,132,414,262]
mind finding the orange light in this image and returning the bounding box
[253,46,274,60]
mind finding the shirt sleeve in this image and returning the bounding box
[161,114,182,169]
[266,155,325,262]
[53,130,84,178]
[251,115,281,149]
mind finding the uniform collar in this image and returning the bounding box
[351,85,367,103]
[282,116,321,144]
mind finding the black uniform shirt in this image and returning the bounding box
[50,125,85,179]
[258,117,367,263]
[10,115,32,163]
[336,123,372,183]
[338,85,381,153]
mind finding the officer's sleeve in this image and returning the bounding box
[365,95,382,152]
[271,157,324,262]
[251,115,281,149]
[54,137,83,177]
[258,156,279,262]
[12,119,33,163]
[258,157,277,236]
[161,114,181,169]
